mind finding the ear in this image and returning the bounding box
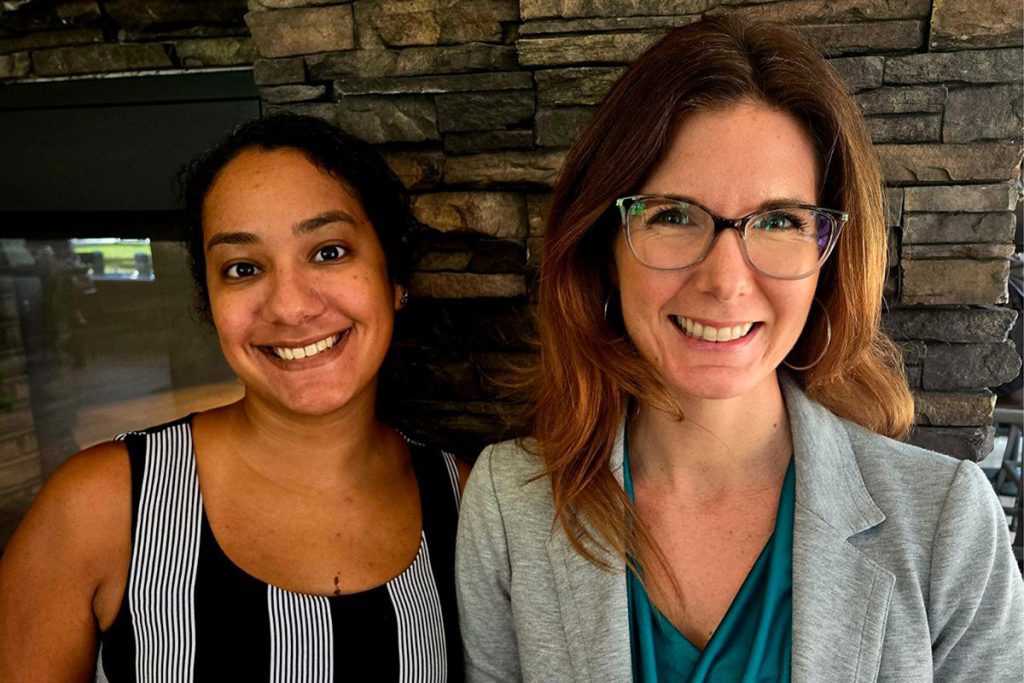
[394,284,406,311]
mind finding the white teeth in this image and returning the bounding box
[270,333,343,361]
[673,316,754,343]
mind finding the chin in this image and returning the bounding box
[666,366,772,402]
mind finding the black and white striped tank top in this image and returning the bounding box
[98,416,464,682]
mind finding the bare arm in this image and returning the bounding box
[0,442,131,682]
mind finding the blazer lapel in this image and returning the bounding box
[782,375,895,682]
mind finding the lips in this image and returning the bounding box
[260,330,348,361]
[670,315,758,342]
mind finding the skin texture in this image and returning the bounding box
[618,102,822,648]
[0,148,470,681]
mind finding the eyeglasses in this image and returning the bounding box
[615,195,847,280]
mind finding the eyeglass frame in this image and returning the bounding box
[614,194,848,281]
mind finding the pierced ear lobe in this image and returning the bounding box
[395,286,409,310]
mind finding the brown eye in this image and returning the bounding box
[312,245,347,262]
[224,262,260,279]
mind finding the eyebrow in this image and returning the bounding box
[656,194,818,213]
[205,210,359,251]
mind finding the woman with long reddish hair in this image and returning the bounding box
[456,16,1022,682]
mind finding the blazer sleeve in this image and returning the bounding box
[928,459,1024,681]
[456,445,522,683]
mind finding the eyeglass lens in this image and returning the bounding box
[625,198,835,278]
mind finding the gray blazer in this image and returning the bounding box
[456,376,1024,682]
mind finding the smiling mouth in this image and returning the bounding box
[670,316,758,342]
[261,330,348,361]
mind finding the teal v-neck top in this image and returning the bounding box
[624,441,794,683]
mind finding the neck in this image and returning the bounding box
[628,372,791,490]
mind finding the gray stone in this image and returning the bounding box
[263,102,335,121]
[898,340,928,365]
[527,194,551,236]
[411,273,525,298]
[904,184,1018,213]
[536,67,625,106]
[883,306,1017,343]
[0,51,28,80]
[520,15,698,34]
[535,107,594,147]
[252,56,305,85]
[56,1,104,25]
[245,6,354,58]
[829,56,884,93]
[469,240,527,272]
[411,192,527,239]
[943,84,1024,142]
[383,150,445,190]
[714,0,930,22]
[520,0,716,19]
[0,27,102,53]
[884,187,903,227]
[416,251,474,271]
[174,37,256,67]
[356,0,516,47]
[901,258,1009,305]
[855,86,945,115]
[865,115,941,143]
[334,72,532,96]
[885,48,1022,84]
[929,0,1024,50]
[914,391,995,426]
[902,244,1015,260]
[527,236,544,267]
[908,425,994,461]
[249,0,339,8]
[444,150,567,187]
[307,44,516,79]
[444,130,535,154]
[796,21,924,57]
[336,95,438,144]
[903,212,1015,244]
[876,143,1022,183]
[119,26,252,42]
[103,0,246,32]
[32,43,172,76]
[261,84,326,103]
[517,32,666,67]
[436,91,535,133]
[921,341,1022,390]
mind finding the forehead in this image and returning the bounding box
[640,102,821,212]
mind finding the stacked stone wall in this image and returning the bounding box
[1,0,1021,460]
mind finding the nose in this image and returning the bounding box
[262,267,326,325]
[691,228,754,301]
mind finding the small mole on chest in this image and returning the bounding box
[333,575,341,596]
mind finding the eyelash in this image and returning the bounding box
[220,244,349,280]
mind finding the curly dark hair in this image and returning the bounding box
[180,112,415,321]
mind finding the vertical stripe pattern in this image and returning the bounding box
[127,423,202,683]
[388,533,447,683]
[267,587,334,683]
[440,452,461,507]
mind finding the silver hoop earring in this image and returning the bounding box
[603,293,612,320]
[400,289,409,307]
[783,298,831,371]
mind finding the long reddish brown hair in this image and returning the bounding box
[528,15,914,569]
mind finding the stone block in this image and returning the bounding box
[32,43,172,76]
[383,150,445,190]
[264,102,335,121]
[174,38,256,67]
[519,0,715,20]
[103,0,245,31]
[436,91,535,133]
[444,130,535,155]
[930,0,1024,49]
[855,86,945,115]
[521,15,698,34]
[883,306,1017,343]
[901,258,1008,305]
[866,115,940,143]
[885,48,1022,84]
[903,184,1017,213]
[249,0,339,8]
[943,84,1024,142]
[253,56,305,85]
[411,192,527,239]
[527,194,551,236]
[307,44,516,79]
[469,240,527,272]
[336,95,438,144]
[245,5,354,58]
[0,27,102,53]
[334,72,532,96]
[921,341,1021,390]
[444,150,567,187]
[902,244,1015,260]
[0,51,28,80]
[536,107,594,147]
[914,391,995,426]
[394,298,535,350]
[876,143,1022,183]
[0,454,42,493]
[261,84,326,104]
[902,212,1015,244]
[898,339,928,366]
[908,425,993,461]
[517,32,665,67]
[527,236,544,267]
[884,187,903,227]
[356,0,516,47]
[416,251,474,271]
[829,56,884,93]
[796,21,924,56]
[56,1,104,25]
[715,0,930,22]
[411,273,525,298]
[535,67,625,106]
[0,408,33,437]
